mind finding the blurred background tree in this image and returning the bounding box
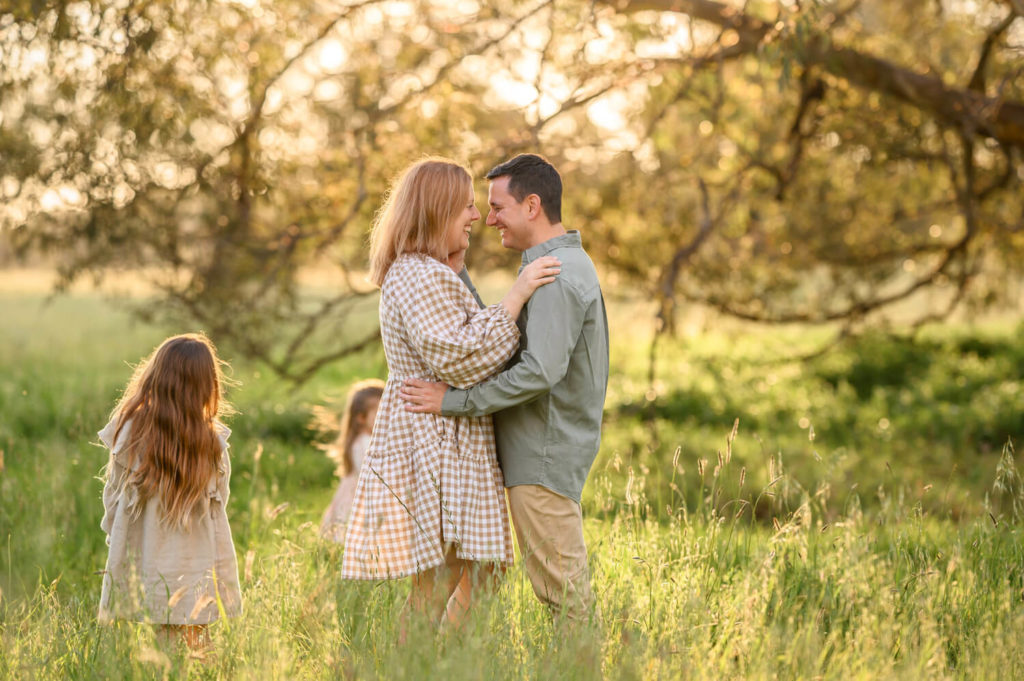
[586,0,1024,345]
[2,0,1022,381]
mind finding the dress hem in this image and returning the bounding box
[341,553,514,581]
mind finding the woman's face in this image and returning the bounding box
[445,188,481,256]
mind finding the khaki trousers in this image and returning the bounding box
[507,484,595,620]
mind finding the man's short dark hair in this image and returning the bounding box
[485,154,562,224]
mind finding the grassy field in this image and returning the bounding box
[1,278,1023,679]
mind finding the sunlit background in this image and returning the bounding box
[1,0,1022,381]
[3,2,1024,677]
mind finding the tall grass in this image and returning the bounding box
[2,288,1024,679]
[4,435,1024,679]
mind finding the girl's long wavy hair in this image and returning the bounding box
[323,379,384,477]
[109,333,233,530]
[368,158,472,286]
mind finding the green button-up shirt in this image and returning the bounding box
[444,231,609,503]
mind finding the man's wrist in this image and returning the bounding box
[440,386,467,415]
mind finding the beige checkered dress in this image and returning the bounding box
[341,253,519,580]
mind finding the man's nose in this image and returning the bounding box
[486,210,497,226]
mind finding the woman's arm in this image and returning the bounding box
[397,261,526,389]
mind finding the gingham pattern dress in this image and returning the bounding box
[341,253,519,580]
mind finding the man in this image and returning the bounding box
[399,153,609,620]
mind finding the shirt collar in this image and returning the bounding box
[522,230,582,264]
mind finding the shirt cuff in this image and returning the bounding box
[441,386,470,415]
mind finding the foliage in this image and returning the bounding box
[1,0,532,380]
[600,319,1024,523]
[2,1,1023,378]
[583,0,1024,336]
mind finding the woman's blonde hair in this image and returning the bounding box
[108,333,233,530]
[368,158,472,286]
[324,378,384,477]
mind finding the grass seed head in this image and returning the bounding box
[167,584,189,608]
[188,594,216,621]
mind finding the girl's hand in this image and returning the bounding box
[501,256,561,319]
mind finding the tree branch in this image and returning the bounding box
[967,12,1017,92]
[603,0,1024,149]
[657,176,714,332]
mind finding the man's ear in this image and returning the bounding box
[525,194,542,220]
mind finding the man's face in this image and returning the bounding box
[486,176,532,251]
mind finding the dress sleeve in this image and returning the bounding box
[100,455,125,539]
[215,422,232,505]
[98,419,124,539]
[399,262,520,389]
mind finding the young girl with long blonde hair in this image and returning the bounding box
[98,333,242,650]
[319,379,385,541]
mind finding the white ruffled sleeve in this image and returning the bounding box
[213,422,232,505]
[98,419,129,539]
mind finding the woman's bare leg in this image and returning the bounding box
[442,568,472,630]
[400,568,437,644]
[401,548,465,641]
[442,561,506,632]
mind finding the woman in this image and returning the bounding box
[340,158,560,632]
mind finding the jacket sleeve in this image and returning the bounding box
[399,262,520,389]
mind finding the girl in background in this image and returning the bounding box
[98,333,242,651]
[319,379,385,542]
